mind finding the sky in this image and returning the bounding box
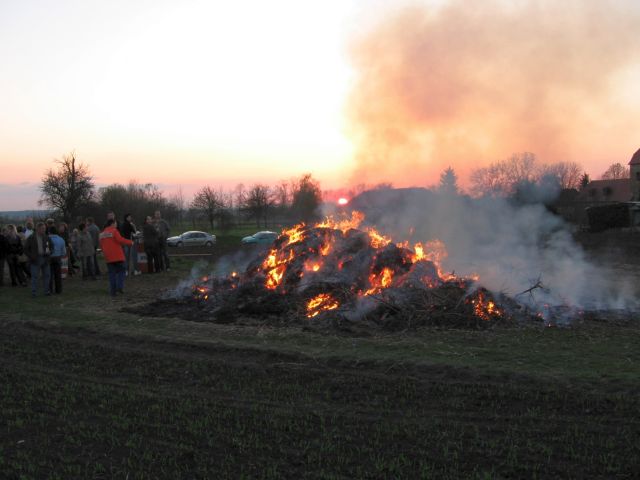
[1,0,639,210]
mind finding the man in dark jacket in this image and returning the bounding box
[119,213,138,276]
[153,210,170,271]
[24,222,54,297]
[142,216,160,273]
[5,225,27,286]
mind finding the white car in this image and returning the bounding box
[167,231,216,247]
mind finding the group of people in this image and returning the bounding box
[0,210,172,297]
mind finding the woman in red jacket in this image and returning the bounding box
[99,219,133,297]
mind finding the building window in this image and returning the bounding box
[636,171,640,181]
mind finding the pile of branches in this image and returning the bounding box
[132,226,526,332]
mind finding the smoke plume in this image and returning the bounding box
[352,189,637,316]
[346,0,640,186]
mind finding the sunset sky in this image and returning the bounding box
[1,0,639,210]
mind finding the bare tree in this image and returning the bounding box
[470,163,511,197]
[539,161,583,189]
[191,186,223,230]
[601,163,630,180]
[241,184,273,228]
[39,152,95,222]
[169,185,186,226]
[274,180,291,209]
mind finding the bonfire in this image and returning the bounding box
[156,211,530,332]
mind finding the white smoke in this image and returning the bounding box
[353,189,637,316]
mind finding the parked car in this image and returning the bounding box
[241,231,278,245]
[167,231,216,247]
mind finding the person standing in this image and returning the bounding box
[58,222,77,277]
[86,217,101,276]
[119,213,139,276]
[24,220,34,239]
[47,226,66,294]
[5,225,27,287]
[24,222,53,297]
[16,226,30,280]
[77,223,96,280]
[154,210,170,271]
[0,226,8,287]
[142,216,160,273]
[99,219,132,297]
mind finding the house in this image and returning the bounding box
[553,148,636,226]
[630,147,640,200]
[576,178,631,203]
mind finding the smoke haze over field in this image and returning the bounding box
[347,0,640,187]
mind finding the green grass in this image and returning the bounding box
[1,254,639,478]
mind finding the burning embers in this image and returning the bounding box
[306,293,340,318]
[182,211,513,330]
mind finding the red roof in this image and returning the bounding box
[629,148,640,165]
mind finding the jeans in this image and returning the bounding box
[49,257,62,294]
[123,244,138,273]
[30,256,51,296]
[107,261,125,296]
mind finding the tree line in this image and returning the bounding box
[38,151,630,227]
[38,152,323,229]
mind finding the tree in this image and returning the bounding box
[539,161,583,189]
[291,174,322,223]
[579,172,590,189]
[98,180,175,225]
[169,186,186,226]
[470,152,538,197]
[241,184,273,228]
[601,163,630,180]
[438,167,459,195]
[191,186,223,230]
[39,152,95,222]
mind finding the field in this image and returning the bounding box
[1,233,639,479]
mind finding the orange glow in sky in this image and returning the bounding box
[1,0,639,210]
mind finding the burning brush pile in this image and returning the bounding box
[140,212,535,333]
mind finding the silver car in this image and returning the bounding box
[167,231,216,247]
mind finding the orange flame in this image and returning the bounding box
[469,291,503,321]
[283,223,306,245]
[263,248,295,290]
[317,210,365,232]
[306,293,340,317]
[366,228,392,248]
[365,267,394,295]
